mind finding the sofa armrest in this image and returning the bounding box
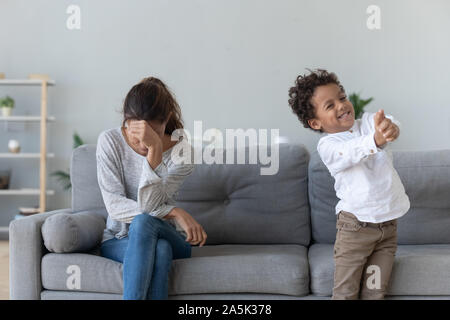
[9,208,73,300]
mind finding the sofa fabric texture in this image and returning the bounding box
[174,144,311,245]
[9,144,450,299]
[71,144,311,246]
[41,244,309,296]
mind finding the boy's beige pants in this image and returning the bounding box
[332,210,398,300]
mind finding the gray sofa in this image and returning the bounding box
[9,144,450,300]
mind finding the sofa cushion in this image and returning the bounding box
[71,144,106,215]
[41,244,310,296]
[309,149,450,244]
[170,244,309,296]
[308,151,339,244]
[175,144,311,245]
[72,143,311,246]
[308,243,450,296]
[41,211,106,253]
[41,253,123,294]
[41,290,122,300]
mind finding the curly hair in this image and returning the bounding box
[288,69,344,132]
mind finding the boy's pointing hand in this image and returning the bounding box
[374,109,400,147]
[374,109,385,126]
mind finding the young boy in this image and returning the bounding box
[288,69,410,300]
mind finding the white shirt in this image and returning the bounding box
[317,112,410,223]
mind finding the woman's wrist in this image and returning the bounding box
[164,207,180,219]
[146,142,163,169]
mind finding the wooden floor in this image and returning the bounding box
[0,241,9,300]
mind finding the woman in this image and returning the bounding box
[97,77,207,300]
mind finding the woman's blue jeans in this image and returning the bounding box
[100,214,191,300]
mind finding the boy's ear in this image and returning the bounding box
[308,118,322,131]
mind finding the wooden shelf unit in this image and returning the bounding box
[0,79,55,86]
[0,189,55,196]
[0,153,55,158]
[0,74,55,212]
[0,116,56,122]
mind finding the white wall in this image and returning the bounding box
[0,0,449,223]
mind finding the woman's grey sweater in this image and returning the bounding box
[96,127,194,242]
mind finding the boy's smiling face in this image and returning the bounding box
[308,83,355,133]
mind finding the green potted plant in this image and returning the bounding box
[0,96,15,116]
[51,132,85,191]
[348,92,374,119]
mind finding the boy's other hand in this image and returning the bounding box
[374,109,400,147]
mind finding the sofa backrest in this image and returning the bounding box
[309,149,450,245]
[71,143,311,246]
[71,145,106,216]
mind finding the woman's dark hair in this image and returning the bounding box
[122,77,183,135]
[288,69,344,132]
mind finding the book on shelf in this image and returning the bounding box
[14,206,41,219]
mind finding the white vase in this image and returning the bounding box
[8,140,21,153]
[1,107,12,117]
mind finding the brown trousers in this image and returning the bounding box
[332,210,398,300]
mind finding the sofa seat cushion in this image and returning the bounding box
[308,243,450,296]
[41,244,309,296]
[171,244,309,296]
[41,253,123,294]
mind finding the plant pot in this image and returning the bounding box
[0,169,11,189]
[1,107,12,117]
